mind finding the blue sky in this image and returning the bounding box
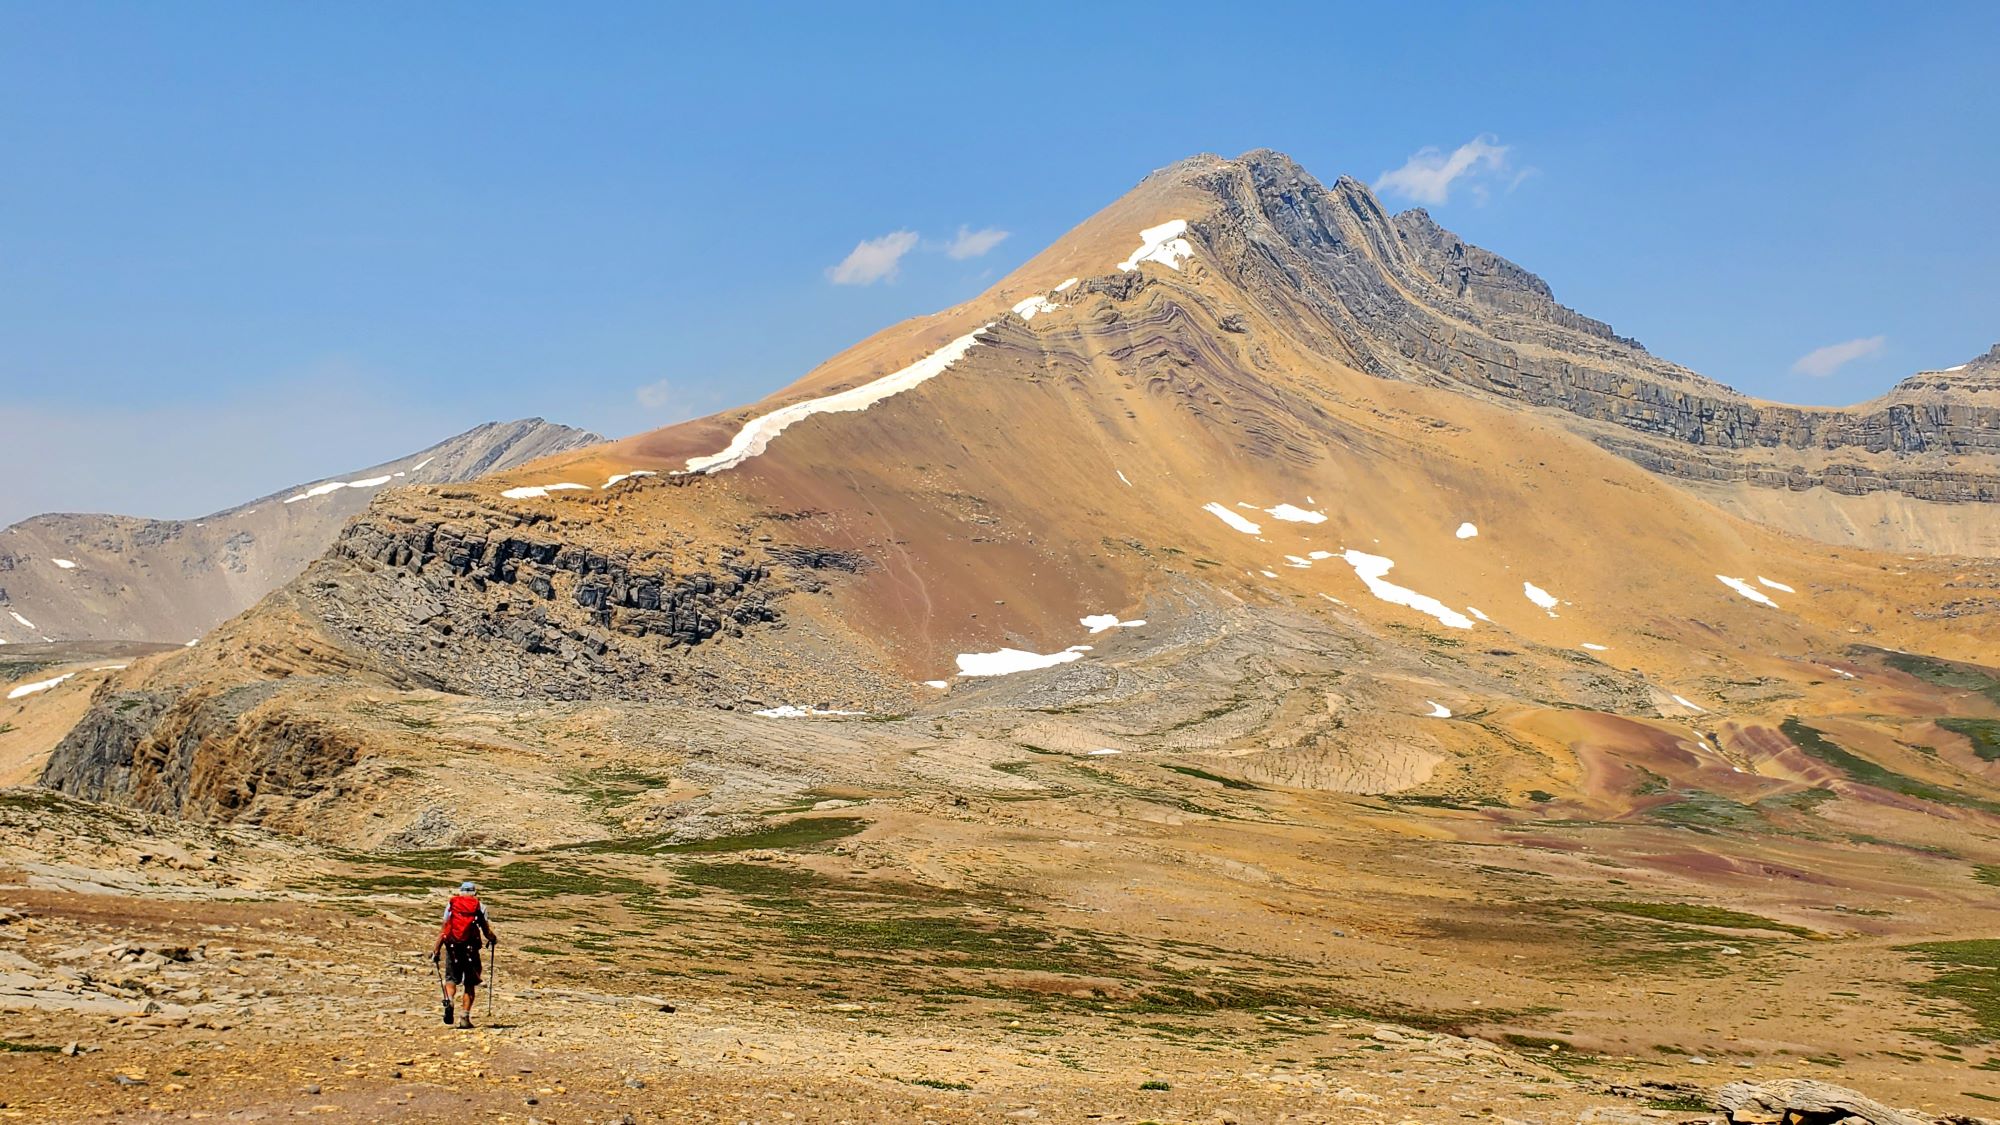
[3,2,1996,525]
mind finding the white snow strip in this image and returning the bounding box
[1425,701,1452,718]
[1263,503,1326,524]
[1825,666,1858,680]
[8,611,36,630]
[955,647,1088,677]
[684,326,991,474]
[1080,614,1146,634]
[1339,550,1475,630]
[1011,294,1059,320]
[1671,694,1707,713]
[1580,643,1609,652]
[7,673,74,700]
[1455,522,1478,539]
[1260,570,1279,578]
[1716,575,1779,608]
[90,663,129,671]
[1522,582,1559,615]
[184,637,199,647]
[754,705,866,718]
[501,483,590,500]
[923,680,948,689]
[1467,606,1491,622]
[1116,470,1133,487]
[1283,555,1312,569]
[283,475,394,503]
[603,471,658,489]
[1087,747,1121,756]
[50,558,77,569]
[1307,550,1334,560]
[1054,277,1079,292]
[409,456,435,472]
[1203,503,1261,535]
[1317,593,1347,606]
[1756,576,1795,594]
[1117,219,1194,272]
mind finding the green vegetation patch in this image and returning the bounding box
[0,1039,59,1053]
[1585,900,1817,937]
[1159,764,1264,791]
[1938,718,2000,763]
[1876,650,2000,708]
[562,815,866,856]
[1899,939,2000,1043]
[1781,718,2000,815]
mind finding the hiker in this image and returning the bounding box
[431,880,498,1028]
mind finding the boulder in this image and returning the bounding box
[1717,1079,1926,1125]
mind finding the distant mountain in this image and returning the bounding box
[0,418,601,644]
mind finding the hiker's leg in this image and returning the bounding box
[461,982,477,1009]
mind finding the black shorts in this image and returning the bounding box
[442,942,483,986]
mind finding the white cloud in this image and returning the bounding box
[827,230,919,286]
[1375,134,1513,206]
[1791,335,1887,377]
[944,225,1009,260]
[634,378,691,418]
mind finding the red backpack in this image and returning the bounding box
[443,894,483,943]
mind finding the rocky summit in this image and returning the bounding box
[6,150,2000,1121]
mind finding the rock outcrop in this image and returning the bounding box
[1717,1078,1933,1125]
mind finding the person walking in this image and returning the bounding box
[432,880,498,1028]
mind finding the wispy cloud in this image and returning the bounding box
[1376,134,1515,206]
[1791,335,1887,377]
[633,377,694,420]
[827,230,919,286]
[943,225,1009,260]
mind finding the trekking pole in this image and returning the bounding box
[487,944,496,1019]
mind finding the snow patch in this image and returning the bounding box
[8,611,36,631]
[1202,503,1261,535]
[1283,555,1312,569]
[1259,570,1279,578]
[501,483,590,500]
[1087,747,1121,756]
[184,637,199,647]
[685,326,990,474]
[1580,643,1608,652]
[1716,575,1779,608]
[955,646,1089,677]
[1117,220,1194,272]
[1263,503,1326,524]
[1011,294,1059,320]
[1455,522,1478,539]
[7,673,73,700]
[1522,582,1559,615]
[1054,277,1080,293]
[1080,614,1146,634]
[49,558,77,570]
[1425,701,1452,718]
[1116,470,1133,487]
[1467,606,1491,622]
[1307,550,1334,560]
[754,705,866,718]
[283,474,394,503]
[409,456,435,472]
[1756,576,1795,594]
[603,471,658,489]
[923,680,948,689]
[1339,550,1475,630]
[1671,694,1707,713]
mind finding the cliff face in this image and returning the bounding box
[1190,152,2000,505]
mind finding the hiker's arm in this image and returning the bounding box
[481,918,498,946]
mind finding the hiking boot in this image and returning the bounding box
[456,1010,474,1029]
[441,996,454,1025]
